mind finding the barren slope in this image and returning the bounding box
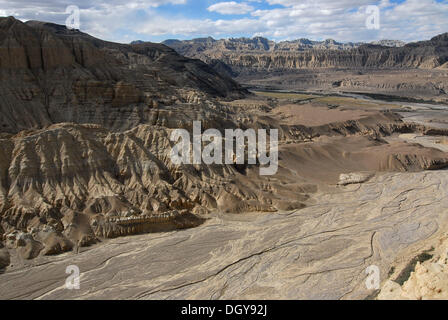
[1,18,448,299]
[1,169,448,300]
[0,17,245,134]
[165,34,448,73]
[165,34,448,101]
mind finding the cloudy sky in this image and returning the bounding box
[1,0,447,43]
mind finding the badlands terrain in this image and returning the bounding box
[166,34,448,103]
[1,16,448,300]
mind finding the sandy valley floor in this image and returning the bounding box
[2,91,448,300]
[1,169,447,300]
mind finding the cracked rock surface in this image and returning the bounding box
[1,170,447,300]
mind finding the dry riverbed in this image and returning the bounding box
[1,170,447,300]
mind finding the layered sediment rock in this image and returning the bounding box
[0,17,246,134]
[1,16,448,271]
[165,34,448,100]
[378,233,448,300]
[0,16,250,262]
[0,121,282,259]
[165,33,448,73]
[1,109,446,261]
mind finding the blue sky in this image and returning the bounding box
[1,0,447,43]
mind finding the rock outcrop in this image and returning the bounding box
[1,98,447,265]
[162,36,364,57]
[378,233,448,300]
[164,34,447,74]
[1,16,448,273]
[0,17,246,134]
[0,16,250,264]
[164,34,448,100]
[370,40,406,47]
[3,169,448,300]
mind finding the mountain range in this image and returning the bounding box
[159,34,447,75]
[159,36,406,54]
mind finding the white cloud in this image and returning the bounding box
[0,0,447,43]
[246,0,448,42]
[208,2,254,15]
[0,0,188,41]
[138,16,265,36]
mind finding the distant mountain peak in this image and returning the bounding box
[370,39,406,47]
[431,32,448,42]
[130,40,145,45]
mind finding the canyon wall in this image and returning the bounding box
[0,17,246,134]
[164,34,448,74]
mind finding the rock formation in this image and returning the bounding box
[378,232,448,300]
[1,16,448,285]
[0,16,248,261]
[164,34,447,74]
[0,17,246,134]
[2,88,448,264]
[370,40,406,47]
[162,36,363,57]
[163,34,448,101]
[3,169,448,300]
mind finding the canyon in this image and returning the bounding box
[164,34,448,102]
[1,16,448,300]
